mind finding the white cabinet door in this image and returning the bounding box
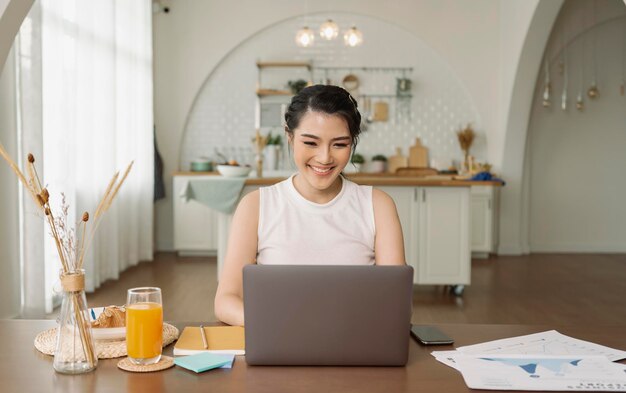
[377,187,418,282]
[470,186,498,256]
[173,176,218,253]
[417,187,470,285]
[471,196,491,252]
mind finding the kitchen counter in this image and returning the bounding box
[172,171,504,187]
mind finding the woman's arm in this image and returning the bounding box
[214,190,260,326]
[372,188,406,265]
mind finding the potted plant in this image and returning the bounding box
[370,154,387,173]
[347,153,365,173]
[287,79,308,94]
[264,131,283,171]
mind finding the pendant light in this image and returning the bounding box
[319,19,339,40]
[561,25,568,111]
[295,26,315,47]
[542,60,551,108]
[587,1,599,99]
[343,26,363,47]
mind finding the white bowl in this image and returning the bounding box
[217,165,252,177]
[89,307,126,341]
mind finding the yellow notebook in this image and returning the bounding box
[173,326,245,356]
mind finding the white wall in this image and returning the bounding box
[0,0,32,74]
[528,0,626,252]
[153,0,505,251]
[180,12,482,173]
[0,47,21,318]
[497,0,563,255]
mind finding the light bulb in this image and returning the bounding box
[319,19,339,40]
[295,26,315,47]
[343,26,363,47]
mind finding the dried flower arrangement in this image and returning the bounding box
[456,123,476,169]
[0,141,132,369]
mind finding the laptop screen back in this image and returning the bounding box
[243,265,413,366]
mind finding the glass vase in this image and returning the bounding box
[53,269,98,374]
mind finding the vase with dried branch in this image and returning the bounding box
[0,142,132,374]
[252,129,269,178]
[456,124,476,173]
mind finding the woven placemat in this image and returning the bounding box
[34,323,179,359]
[117,356,174,373]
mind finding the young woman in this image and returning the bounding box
[214,85,405,326]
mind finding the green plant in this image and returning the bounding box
[287,79,308,94]
[351,153,365,164]
[371,154,387,162]
[265,131,283,146]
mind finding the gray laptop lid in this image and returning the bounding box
[243,265,413,366]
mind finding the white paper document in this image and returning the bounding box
[441,354,626,391]
[456,330,626,361]
[431,331,626,391]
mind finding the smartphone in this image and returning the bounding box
[410,325,454,345]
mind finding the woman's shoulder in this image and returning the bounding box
[235,189,260,216]
[371,188,397,210]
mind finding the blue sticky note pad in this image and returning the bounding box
[174,353,235,373]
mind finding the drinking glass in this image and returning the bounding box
[126,287,163,365]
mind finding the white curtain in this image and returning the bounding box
[18,0,154,314]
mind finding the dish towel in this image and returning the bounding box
[179,178,247,214]
[470,171,506,185]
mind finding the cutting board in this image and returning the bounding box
[388,147,408,174]
[372,101,389,122]
[408,138,429,168]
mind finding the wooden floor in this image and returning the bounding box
[83,252,626,326]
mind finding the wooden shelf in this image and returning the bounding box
[256,89,293,96]
[256,61,311,69]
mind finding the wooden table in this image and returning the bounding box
[2,320,625,392]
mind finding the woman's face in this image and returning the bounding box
[289,110,352,200]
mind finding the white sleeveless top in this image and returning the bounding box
[257,174,375,265]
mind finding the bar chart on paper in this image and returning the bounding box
[480,357,584,375]
[455,355,626,391]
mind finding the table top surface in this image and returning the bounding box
[2,320,624,393]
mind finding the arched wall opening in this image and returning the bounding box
[527,0,626,252]
[499,0,564,255]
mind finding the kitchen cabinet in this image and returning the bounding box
[172,174,496,290]
[470,186,499,258]
[173,175,219,255]
[378,186,470,288]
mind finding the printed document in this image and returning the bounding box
[432,331,626,391]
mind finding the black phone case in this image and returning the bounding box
[410,325,454,345]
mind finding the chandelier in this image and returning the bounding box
[296,19,363,48]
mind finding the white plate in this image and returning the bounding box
[89,307,126,341]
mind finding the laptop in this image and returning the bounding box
[243,265,414,366]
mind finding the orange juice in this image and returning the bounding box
[126,302,163,360]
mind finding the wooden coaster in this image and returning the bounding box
[117,356,174,373]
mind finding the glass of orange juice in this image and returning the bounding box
[126,287,163,365]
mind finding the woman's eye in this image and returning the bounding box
[303,141,317,146]
[334,143,349,148]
